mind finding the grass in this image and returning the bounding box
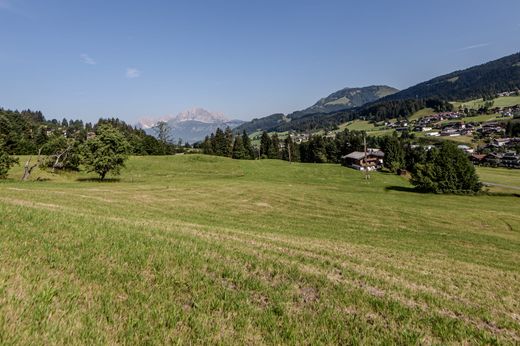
[440,113,501,124]
[341,120,394,137]
[452,95,520,110]
[409,108,435,121]
[1,155,520,344]
[477,166,520,192]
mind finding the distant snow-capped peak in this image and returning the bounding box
[175,107,228,123]
[137,107,230,129]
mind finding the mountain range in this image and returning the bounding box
[235,85,398,134]
[236,52,520,134]
[137,108,244,144]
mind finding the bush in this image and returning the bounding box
[411,142,482,194]
[0,141,18,179]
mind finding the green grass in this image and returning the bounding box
[440,113,501,124]
[1,155,520,344]
[409,108,435,121]
[344,120,376,131]
[477,166,520,192]
[342,120,394,137]
[452,95,520,110]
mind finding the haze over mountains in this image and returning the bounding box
[138,108,243,144]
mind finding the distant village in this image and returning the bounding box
[286,100,520,170]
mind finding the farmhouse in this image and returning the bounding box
[341,149,384,171]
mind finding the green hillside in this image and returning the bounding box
[1,156,519,344]
[452,95,520,110]
[385,52,520,101]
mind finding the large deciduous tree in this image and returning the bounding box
[411,142,481,194]
[82,125,130,180]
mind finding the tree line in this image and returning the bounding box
[0,108,181,156]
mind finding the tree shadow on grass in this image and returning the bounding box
[76,177,121,183]
[385,186,422,193]
[386,185,520,198]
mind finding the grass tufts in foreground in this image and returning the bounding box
[1,155,519,344]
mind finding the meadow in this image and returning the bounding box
[0,155,519,344]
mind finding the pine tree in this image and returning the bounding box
[224,127,234,157]
[232,136,246,159]
[270,133,280,159]
[260,131,271,158]
[202,135,213,155]
[214,128,226,156]
[241,130,255,159]
[381,134,405,172]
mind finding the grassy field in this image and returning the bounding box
[1,156,520,344]
[409,108,435,121]
[477,167,520,192]
[452,95,520,110]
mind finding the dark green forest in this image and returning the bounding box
[385,52,520,101]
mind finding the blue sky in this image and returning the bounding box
[1,0,519,123]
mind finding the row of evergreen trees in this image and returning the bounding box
[201,128,255,159]
[202,127,385,164]
[201,128,299,161]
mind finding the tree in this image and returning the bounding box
[0,140,18,179]
[232,135,247,159]
[41,135,81,172]
[82,124,130,180]
[260,131,272,158]
[241,130,255,159]
[283,135,297,163]
[411,142,482,194]
[153,121,173,145]
[224,127,234,157]
[213,128,227,156]
[381,134,405,172]
[269,133,281,159]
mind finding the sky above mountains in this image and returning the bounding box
[1,0,520,123]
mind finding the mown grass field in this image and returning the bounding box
[1,155,520,344]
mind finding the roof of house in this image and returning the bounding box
[342,149,384,160]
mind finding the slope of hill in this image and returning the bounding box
[139,108,244,143]
[294,85,398,116]
[386,52,520,101]
[1,155,519,343]
[236,85,397,133]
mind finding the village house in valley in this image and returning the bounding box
[342,149,384,171]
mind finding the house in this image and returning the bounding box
[86,132,96,140]
[457,145,474,154]
[501,152,520,168]
[426,131,440,137]
[341,149,384,171]
[413,125,432,132]
[492,138,511,147]
[470,154,487,165]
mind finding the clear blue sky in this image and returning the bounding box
[1,0,519,123]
